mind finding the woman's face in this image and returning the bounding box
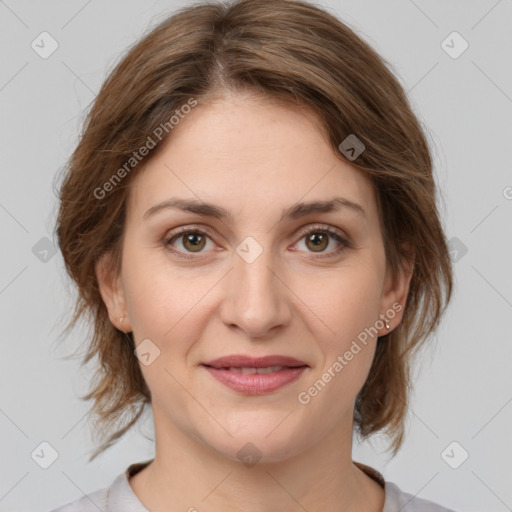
[98,93,411,463]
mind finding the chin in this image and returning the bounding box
[210,437,305,466]
[197,418,315,466]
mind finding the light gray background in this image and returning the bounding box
[1,1,511,511]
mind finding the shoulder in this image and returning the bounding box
[48,465,150,512]
[48,485,109,512]
[384,480,458,512]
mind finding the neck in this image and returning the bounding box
[129,408,385,512]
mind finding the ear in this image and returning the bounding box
[378,243,415,335]
[95,251,131,332]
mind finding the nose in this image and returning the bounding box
[219,240,292,339]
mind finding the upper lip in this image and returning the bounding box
[202,355,309,369]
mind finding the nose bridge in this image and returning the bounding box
[220,234,290,336]
[237,239,275,294]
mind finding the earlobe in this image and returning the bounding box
[394,246,415,308]
[379,245,415,334]
[95,251,129,332]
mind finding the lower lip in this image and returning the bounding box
[202,365,308,395]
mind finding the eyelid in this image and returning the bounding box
[293,223,347,241]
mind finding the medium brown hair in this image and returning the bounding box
[55,0,453,462]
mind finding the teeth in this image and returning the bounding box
[229,366,285,374]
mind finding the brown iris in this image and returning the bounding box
[183,232,206,252]
[305,231,329,252]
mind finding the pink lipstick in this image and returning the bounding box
[201,354,309,395]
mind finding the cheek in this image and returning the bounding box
[297,269,381,412]
[121,248,218,354]
[301,261,383,343]
[295,261,383,403]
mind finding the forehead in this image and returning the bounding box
[126,95,378,224]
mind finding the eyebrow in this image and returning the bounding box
[143,196,367,222]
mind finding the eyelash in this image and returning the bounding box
[164,224,350,260]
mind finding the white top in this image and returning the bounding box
[49,460,457,512]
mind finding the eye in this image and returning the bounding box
[164,226,216,259]
[293,224,349,258]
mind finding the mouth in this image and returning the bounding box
[200,355,309,395]
[202,354,309,369]
[206,365,299,374]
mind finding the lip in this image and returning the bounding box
[202,354,308,368]
[201,354,309,395]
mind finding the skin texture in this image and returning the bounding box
[96,91,413,511]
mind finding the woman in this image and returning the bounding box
[51,0,455,510]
